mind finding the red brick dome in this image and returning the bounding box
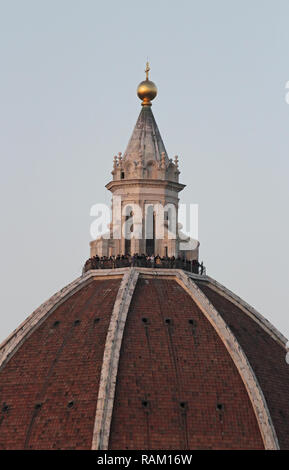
[0,267,288,450]
[3,68,286,451]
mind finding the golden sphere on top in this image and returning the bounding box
[137,80,157,106]
[137,62,157,106]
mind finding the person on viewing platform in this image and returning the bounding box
[83,253,205,275]
[155,255,161,265]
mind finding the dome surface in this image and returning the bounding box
[0,267,288,450]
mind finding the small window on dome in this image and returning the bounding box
[2,403,9,413]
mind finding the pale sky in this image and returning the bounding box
[0,0,288,342]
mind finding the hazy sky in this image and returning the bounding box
[0,0,288,342]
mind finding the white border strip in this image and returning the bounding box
[195,275,287,348]
[91,268,139,450]
[175,270,279,450]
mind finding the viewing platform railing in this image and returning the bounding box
[83,257,206,275]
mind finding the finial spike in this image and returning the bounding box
[145,61,150,81]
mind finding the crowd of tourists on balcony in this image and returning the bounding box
[83,253,205,275]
